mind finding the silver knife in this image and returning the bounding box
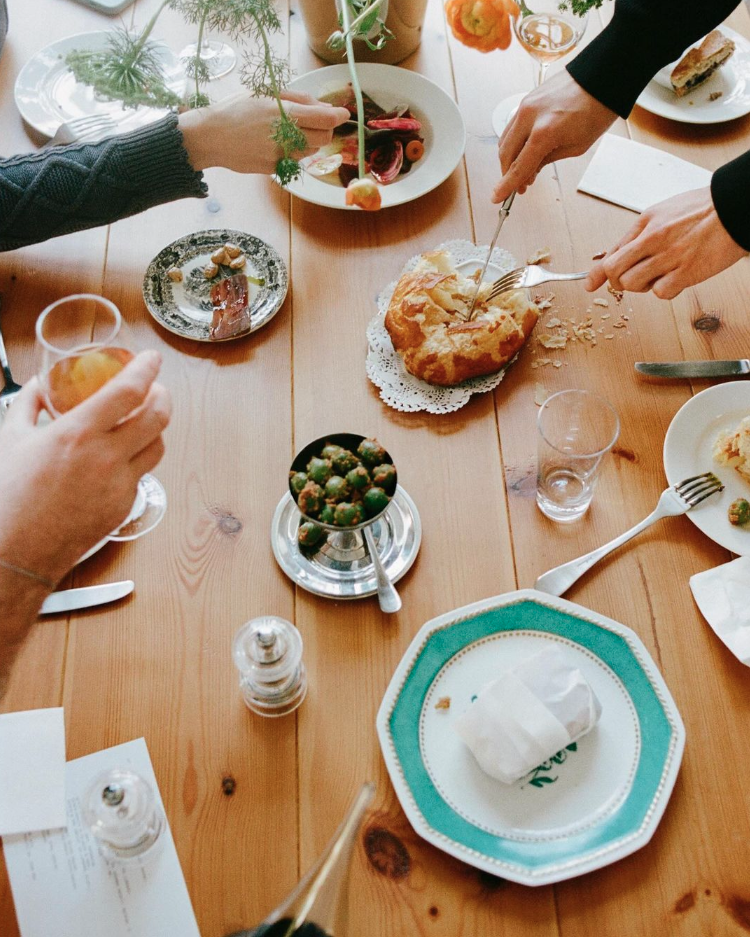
[635,360,750,378]
[40,580,134,615]
[467,191,517,319]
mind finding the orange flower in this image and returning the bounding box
[445,0,519,52]
[345,178,382,211]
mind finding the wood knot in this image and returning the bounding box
[428,906,439,918]
[724,895,750,930]
[674,891,696,914]
[221,775,237,796]
[217,512,243,535]
[693,313,721,333]
[363,827,411,880]
[612,446,637,463]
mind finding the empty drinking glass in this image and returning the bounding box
[536,389,620,522]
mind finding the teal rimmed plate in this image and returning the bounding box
[376,590,684,886]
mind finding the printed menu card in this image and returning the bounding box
[2,737,200,937]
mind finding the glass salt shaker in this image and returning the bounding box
[232,616,307,717]
[82,768,165,864]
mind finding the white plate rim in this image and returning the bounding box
[635,25,750,125]
[663,381,750,555]
[283,63,466,209]
[376,589,685,886]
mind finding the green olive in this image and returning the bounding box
[728,498,750,526]
[346,465,371,491]
[325,475,351,502]
[371,463,397,493]
[289,471,308,496]
[350,501,367,525]
[321,443,344,460]
[331,448,359,475]
[357,438,387,467]
[334,502,361,527]
[319,504,336,525]
[307,456,332,485]
[298,522,325,548]
[298,481,325,517]
[363,486,390,517]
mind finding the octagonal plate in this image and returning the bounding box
[376,589,685,886]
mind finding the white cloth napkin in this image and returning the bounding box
[577,134,712,213]
[453,645,602,785]
[0,707,66,836]
[690,556,750,665]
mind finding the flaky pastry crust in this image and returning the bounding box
[385,251,539,386]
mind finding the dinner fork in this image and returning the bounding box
[534,472,724,597]
[44,115,117,148]
[488,265,588,301]
[0,296,23,413]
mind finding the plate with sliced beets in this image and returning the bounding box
[284,63,466,210]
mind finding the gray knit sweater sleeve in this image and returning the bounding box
[0,113,207,252]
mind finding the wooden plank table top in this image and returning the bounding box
[2,0,750,934]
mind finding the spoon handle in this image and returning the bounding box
[363,525,401,614]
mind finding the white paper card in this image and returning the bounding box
[578,134,711,213]
[690,556,750,665]
[2,738,200,937]
[0,707,66,836]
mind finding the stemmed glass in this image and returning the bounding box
[491,0,588,136]
[179,37,236,80]
[36,294,167,541]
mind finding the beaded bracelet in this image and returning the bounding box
[0,558,56,591]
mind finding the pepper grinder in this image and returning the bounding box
[82,768,165,864]
[233,616,307,717]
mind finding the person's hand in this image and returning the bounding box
[585,187,749,299]
[179,90,351,174]
[0,351,171,586]
[492,70,617,203]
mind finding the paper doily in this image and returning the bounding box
[366,239,521,414]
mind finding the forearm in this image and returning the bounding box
[0,113,207,252]
[567,0,742,118]
[712,150,750,251]
[0,566,50,701]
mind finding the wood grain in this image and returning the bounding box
[3,1,750,935]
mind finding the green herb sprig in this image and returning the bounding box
[557,0,608,15]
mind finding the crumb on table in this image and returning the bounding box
[435,696,451,711]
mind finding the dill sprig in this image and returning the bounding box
[557,0,608,15]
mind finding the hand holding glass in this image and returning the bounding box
[536,389,620,522]
[36,294,167,540]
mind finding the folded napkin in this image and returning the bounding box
[453,645,602,785]
[690,556,750,665]
[577,134,712,213]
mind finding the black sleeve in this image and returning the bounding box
[711,150,750,251]
[0,113,207,252]
[566,0,742,118]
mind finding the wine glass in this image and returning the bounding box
[491,0,588,136]
[35,294,167,541]
[179,36,236,80]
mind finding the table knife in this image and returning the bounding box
[635,360,750,378]
[467,191,517,319]
[40,580,134,615]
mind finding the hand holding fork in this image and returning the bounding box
[534,472,724,597]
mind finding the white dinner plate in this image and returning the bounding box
[14,31,185,139]
[664,381,750,555]
[636,26,750,125]
[284,63,465,209]
[377,590,684,886]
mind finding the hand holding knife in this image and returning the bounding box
[467,191,517,320]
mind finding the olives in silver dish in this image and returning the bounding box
[289,433,397,542]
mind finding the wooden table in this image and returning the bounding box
[2,1,750,933]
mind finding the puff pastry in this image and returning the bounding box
[385,251,539,386]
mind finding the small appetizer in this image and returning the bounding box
[209,272,251,341]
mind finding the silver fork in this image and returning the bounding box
[488,265,588,301]
[0,296,23,414]
[534,472,724,597]
[44,115,117,148]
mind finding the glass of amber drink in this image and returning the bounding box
[36,294,167,541]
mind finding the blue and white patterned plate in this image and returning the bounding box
[142,229,288,342]
[376,590,685,886]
